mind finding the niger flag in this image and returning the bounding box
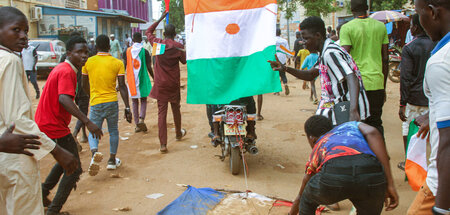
[405,121,428,191]
[184,0,281,104]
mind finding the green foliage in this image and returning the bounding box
[158,0,185,33]
[371,0,408,11]
[278,0,338,19]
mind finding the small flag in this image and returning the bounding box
[405,121,428,191]
[152,43,166,56]
[277,45,295,57]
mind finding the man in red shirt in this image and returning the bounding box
[146,12,187,153]
[35,36,102,215]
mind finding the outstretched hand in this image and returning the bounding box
[0,123,41,156]
[267,55,283,71]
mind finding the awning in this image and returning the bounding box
[38,5,146,23]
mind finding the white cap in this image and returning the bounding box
[90,38,95,42]
[110,34,115,37]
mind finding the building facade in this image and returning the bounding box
[97,0,150,33]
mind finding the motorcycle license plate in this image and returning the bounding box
[224,124,246,135]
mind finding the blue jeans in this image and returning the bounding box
[88,101,119,154]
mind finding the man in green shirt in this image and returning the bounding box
[340,0,389,136]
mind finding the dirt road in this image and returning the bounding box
[36,65,416,214]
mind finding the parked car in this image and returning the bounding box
[29,39,65,75]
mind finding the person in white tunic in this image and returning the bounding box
[0,7,78,215]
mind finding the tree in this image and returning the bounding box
[278,0,338,19]
[158,0,185,33]
[370,0,408,11]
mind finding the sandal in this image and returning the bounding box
[176,128,187,140]
[257,115,264,121]
[160,145,168,153]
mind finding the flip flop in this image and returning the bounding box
[176,128,187,140]
[257,115,264,121]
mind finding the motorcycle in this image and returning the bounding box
[388,43,402,83]
[212,105,257,175]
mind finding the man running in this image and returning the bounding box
[146,12,187,153]
[36,36,103,215]
[82,35,132,175]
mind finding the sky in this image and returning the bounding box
[152,0,162,20]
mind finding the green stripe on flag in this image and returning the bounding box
[187,45,281,104]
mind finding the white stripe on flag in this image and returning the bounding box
[185,3,277,60]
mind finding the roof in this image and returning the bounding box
[37,5,147,23]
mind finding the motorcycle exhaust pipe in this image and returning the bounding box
[248,146,259,155]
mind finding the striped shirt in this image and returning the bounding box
[315,39,370,125]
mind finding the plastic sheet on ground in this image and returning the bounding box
[157,186,292,215]
[157,186,225,215]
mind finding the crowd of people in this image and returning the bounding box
[0,0,449,214]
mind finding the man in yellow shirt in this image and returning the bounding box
[297,48,310,89]
[82,35,132,176]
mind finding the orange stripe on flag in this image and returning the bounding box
[152,43,157,55]
[184,0,276,15]
[280,45,295,56]
[405,160,428,191]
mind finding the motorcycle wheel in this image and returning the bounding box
[230,146,241,175]
[389,62,401,83]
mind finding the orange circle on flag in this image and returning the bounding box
[133,59,140,69]
[226,23,240,35]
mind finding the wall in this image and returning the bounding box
[86,0,97,10]
[98,0,149,21]
[0,0,65,38]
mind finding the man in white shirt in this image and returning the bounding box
[276,28,290,95]
[409,0,450,214]
[21,43,40,98]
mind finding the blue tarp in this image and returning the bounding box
[157,186,225,215]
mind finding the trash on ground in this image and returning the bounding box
[110,173,121,178]
[120,136,129,141]
[146,193,164,199]
[190,145,198,149]
[276,164,285,169]
[112,207,131,212]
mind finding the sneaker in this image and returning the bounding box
[88,152,103,176]
[106,158,121,170]
[137,122,148,132]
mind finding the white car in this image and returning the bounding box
[29,39,66,75]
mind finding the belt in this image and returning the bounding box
[323,165,383,176]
